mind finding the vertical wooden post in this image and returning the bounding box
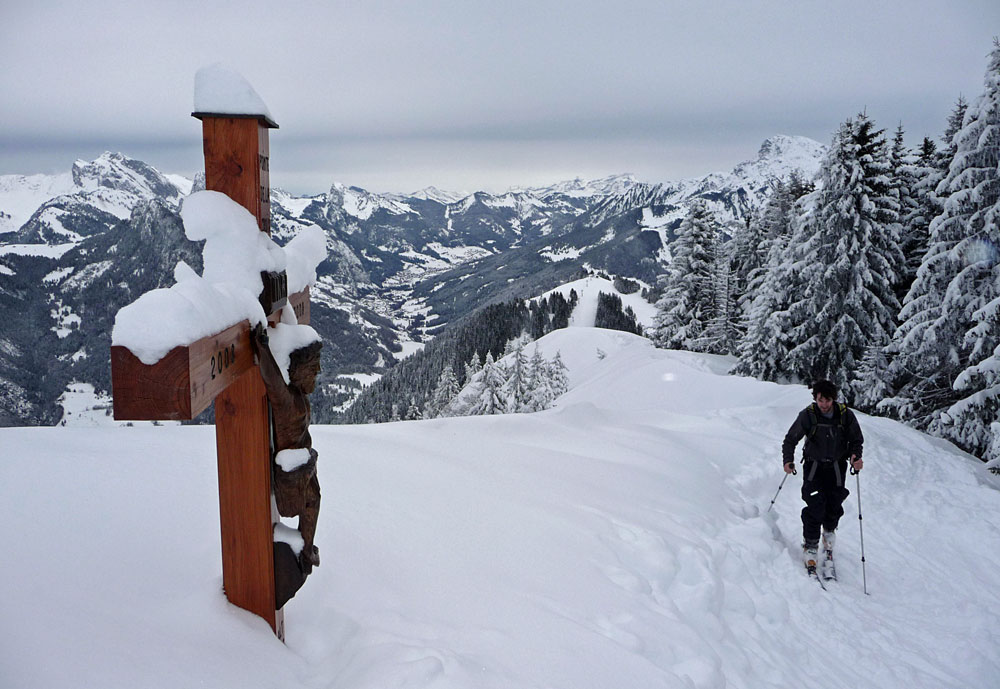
[194,110,283,638]
[214,367,277,631]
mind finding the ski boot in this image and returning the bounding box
[821,530,836,581]
[803,540,819,579]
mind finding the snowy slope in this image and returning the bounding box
[2,328,999,689]
[0,172,77,234]
[533,275,657,329]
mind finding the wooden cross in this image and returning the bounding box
[111,110,308,641]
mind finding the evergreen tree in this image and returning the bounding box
[701,247,740,354]
[463,351,483,386]
[470,352,505,415]
[934,41,1000,460]
[733,178,806,378]
[549,351,569,400]
[937,96,969,174]
[502,340,529,413]
[594,292,642,335]
[898,136,940,297]
[852,343,892,412]
[529,299,549,339]
[786,169,816,199]
[880,69,997,439]
[888,124,920,301]
[427,366,460,418]
[733,180,790,313]
[522,346,555,412]
[735,191,816,380]
[782,113,903,395]
[404,396,422,421]
[652,200,719,351]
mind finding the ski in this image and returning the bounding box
[805,561,827,590]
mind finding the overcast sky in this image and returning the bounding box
[2,1,997,195]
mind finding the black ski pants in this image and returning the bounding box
[801,460,850,545]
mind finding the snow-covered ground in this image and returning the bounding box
[534,275,657,329]
[2,327,998,689]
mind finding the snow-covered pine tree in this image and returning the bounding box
[735,189,817,380]
[733,171,818,377]
[898,136,940,298]
[427,365,460,418]
[549,351,569,400]
[522,346,555,412]
[733,180,788,311]
[889,124,920,302]
[880,55,999,440]
[933,41,1000,460]
[404,396,422,421]
[786,169,816,199]
[701,246,740,354]
[879,98,978,426]
[470,352,505,415]
[783,113,903,396]
[652,200,719,351]
[853,343,893,411]
[464,351,483,386]
[502,340,529,413]
[937,96,969,175]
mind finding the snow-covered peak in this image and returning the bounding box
[0,171,76,234]
[1,153,186,236]
[521,173,641,199]
[328,182,416,220]
[728,135,826,186]
[755,134,825,162]
[406,186,469,205]
[617,134,828,228]
[71,152,182,201]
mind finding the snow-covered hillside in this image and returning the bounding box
[532,275,657,329]
[3,327,997,689]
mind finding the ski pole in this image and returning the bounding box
[767,466,795,514]
[854,470,869,595]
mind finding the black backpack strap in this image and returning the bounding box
[806,404,819,438]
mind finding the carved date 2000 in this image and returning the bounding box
[210,344,237,380]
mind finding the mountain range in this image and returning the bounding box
[0,135,825,425]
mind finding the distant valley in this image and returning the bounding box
[0,135,824,425]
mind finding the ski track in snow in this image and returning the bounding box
[1,328,998,689]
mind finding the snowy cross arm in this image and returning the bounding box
[110,290,309,420]
[111,320,251,421]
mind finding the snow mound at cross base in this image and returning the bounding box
[2,328,999,689]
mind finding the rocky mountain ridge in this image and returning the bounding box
[0,135,825,425]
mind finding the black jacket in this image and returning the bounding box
[782,403,864,467]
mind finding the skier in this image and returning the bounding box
[782,380,864,579]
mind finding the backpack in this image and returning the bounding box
[805,402,848,435]
[803,403,849,463]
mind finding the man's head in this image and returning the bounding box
[288,341,322,394]
[811,379,838,414]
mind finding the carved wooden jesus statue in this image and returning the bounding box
[251,322,323,607]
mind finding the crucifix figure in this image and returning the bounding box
[252,322,323,607]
